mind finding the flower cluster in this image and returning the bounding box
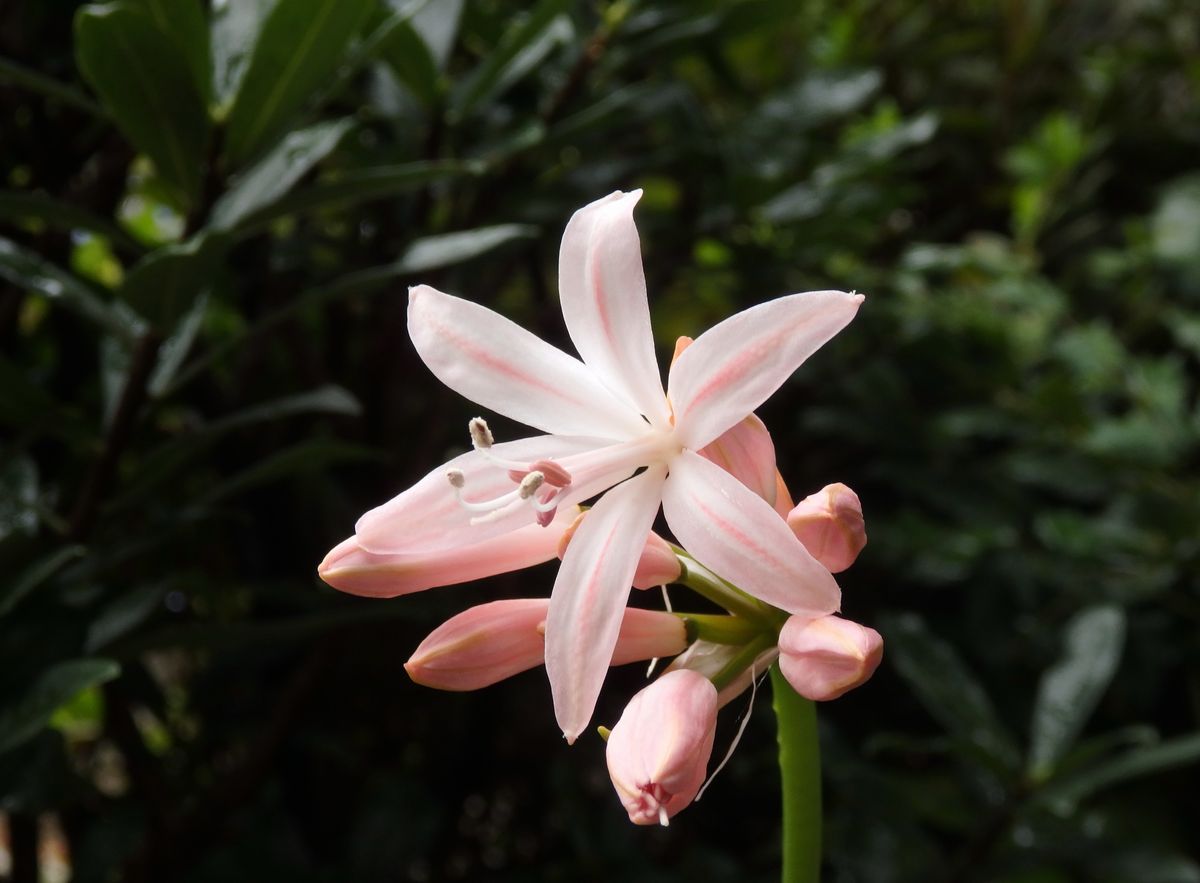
[319,191,881,825]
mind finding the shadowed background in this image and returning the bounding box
[1,0,1198,881]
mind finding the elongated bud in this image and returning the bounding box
[406,600,687,691]
[557,512,682,590]
[786,483,867,573]
[318,506,577,598]
[777,614,883,701]
[606,670,717,826]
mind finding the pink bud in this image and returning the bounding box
[785,483,867,573]
[405,600,687,691]
[698,413,779,508]
[318,507,576,597]
[557,514,681,590]
[778,614,883,701]
[606,670,717,826]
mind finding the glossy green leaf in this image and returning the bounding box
[222,0,374,165]
[109,386,363,512]
[449,0,570,120]
[148,291,210,397]
[231,160,479,235]
[74,3,210,207]
[0,546,87,618]
[397,223,537,273]
[0,458,39,543]
[1039,732,1200,810]
[403,0,462,69]
[128,0,211,103]
[0,237,142,342]
[0,659,120,755]
[118,232,227,329]
[208,118,354,232]
[883,613,1021,772]
[0,56,105,117]
[85,584,165,652]
[0,191,143,253]
[377,16,440,104]
[210,0,272,109]
[1028,605,1126,780]
[194,439,376,506]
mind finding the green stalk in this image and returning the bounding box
[675,551,782,626]
[770,665,822,883]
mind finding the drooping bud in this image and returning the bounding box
[405,600,687,691]
[785,483,867,573]
[318,506,577,598]
[777,614,883,701]
[557,512,682,590]
[606,670,718,826]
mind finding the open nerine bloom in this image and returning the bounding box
[337,190,863,742]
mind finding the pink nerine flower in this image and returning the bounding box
[606,669,718,826]
[337,190,863,741]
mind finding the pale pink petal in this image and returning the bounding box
[558,191,671,427]
[661,450,840,616]
[667,290,864,450]
[545,465,668,743]
[697,413,778,507]
[320,507,576,598]
[408,285,646,439]
[354,435,616,554]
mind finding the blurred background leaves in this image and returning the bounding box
[0,0,1197,880]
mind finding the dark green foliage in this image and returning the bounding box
[0,0,1197,880]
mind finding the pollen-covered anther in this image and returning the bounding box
[446,468,466,489]
[518,471,545,499]
[468,417,494,449]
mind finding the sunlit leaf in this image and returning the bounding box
[1028,605,1126,780]
[222,0,374,165]
[75,3,210,207]
[0,659,120,755]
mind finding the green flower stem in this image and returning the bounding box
[770,664,822,883]
[675,551,782,626]
[676,612,762,645]
[709,634,776,691]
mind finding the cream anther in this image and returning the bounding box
[469,417,494,449]
[518,471,545,499]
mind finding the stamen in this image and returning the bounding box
[468,417,493,449]
[518,471,545,498]
[446,468,466,489]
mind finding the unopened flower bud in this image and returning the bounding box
[318,507,577,598]
[778,614,883,701]
[786,483,867,573]
[632,531,682,589]
[405,600,687,691]
[557,513,681,590]
[606,670,717,826]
